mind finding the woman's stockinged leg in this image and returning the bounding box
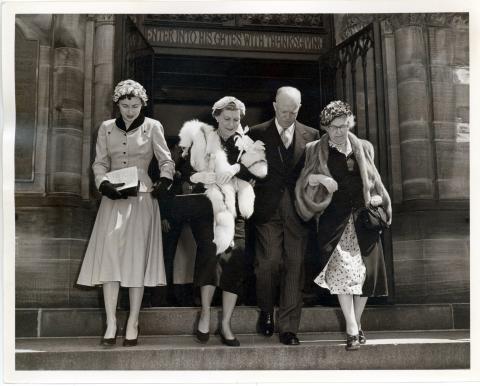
[338,294,358,336]
[199,285,216,333]
[221,290,238,340]
[353,295,368,330]
[103,282,120,339]
[126,286,144,340]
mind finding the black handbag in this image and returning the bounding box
[359,205,389,231]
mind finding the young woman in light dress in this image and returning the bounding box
[77,80,174,347]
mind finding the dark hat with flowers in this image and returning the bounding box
[320,100,353,126]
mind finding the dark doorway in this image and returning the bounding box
[149,54,320,138]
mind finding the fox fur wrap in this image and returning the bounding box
[179,119,267,254]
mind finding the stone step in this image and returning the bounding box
[15,330,469,370]
[16,303,469,338]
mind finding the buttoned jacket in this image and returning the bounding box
[248,118,319,223]
[93,117,174,192]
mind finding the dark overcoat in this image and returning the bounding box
[295,132,392,296]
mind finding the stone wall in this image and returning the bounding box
[14,15,116,307]
[334,13,469,303]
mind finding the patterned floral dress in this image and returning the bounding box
[314,140,366,295]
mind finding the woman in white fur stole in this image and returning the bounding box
[295,101,392,351]
[178,96,267,346]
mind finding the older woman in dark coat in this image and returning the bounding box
[295,101,392,350]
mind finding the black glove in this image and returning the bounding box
[99,180,124,200]
[151,177,173,200]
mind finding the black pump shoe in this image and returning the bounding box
[219,331,240,347]
[123,327,140,347]
[195,328,210,343]
[358,329,367,344]
[100,327,117,346]
[100,336,117,346]
[346,334,360,351]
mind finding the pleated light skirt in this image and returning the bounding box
[77,193,166,287]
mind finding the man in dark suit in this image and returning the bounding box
[249,86,319,345]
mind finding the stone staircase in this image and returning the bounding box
[15,304,469,370]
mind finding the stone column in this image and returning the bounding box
[14,15,53,194]
[390,14,435,201]
[381,19,402,204]
[426,14,456,199]
[47,15,86,195]
[82,15,95,199]
[92,14,116,131]
[451,14,469,200]
[388,14,469,305]
[426,13,469,200]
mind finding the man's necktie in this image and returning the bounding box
[281,128,290,148]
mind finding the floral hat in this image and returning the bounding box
[112,79,148,105]
[320,100,352,126]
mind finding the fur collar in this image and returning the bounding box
[294,131,392,223]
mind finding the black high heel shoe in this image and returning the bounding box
[194,312,210,343]
[219,330,240,347]
[358,329,367,344]
[123,326,140,347]
[345,334,360,351]
[100,327,117,346]
[195,328,210,343]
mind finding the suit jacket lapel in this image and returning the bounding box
[267,119,285,166]
[293,121,307,166]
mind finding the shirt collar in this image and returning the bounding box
[328,137,352,156]
[275,118,295,135]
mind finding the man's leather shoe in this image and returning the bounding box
[279,332,300,346]
[258,311,274,337]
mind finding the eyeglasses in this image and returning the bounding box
[328,124,349,130]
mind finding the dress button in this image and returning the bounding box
[123,142,126,145]
[123,152,126,154]
[123,161,126,164]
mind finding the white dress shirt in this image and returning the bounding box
[275,119,295,148]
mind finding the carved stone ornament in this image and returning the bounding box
[240,14,324,28]
[144,14,324,29]
[387,13,427,30]
[145,14,235,24]
[339,14,375,41]
[94,14,115,26]
[450,13,469,28]
[425,13,449,27]
[387,13,467,31]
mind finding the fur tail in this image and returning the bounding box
[236,180,255,219]
[213,210,235,254]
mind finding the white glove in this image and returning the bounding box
[370,195,383,207]
[190,171,216,184]
[216,164,241,185]
[308,174,338,194]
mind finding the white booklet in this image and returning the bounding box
[105,166,139,191]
